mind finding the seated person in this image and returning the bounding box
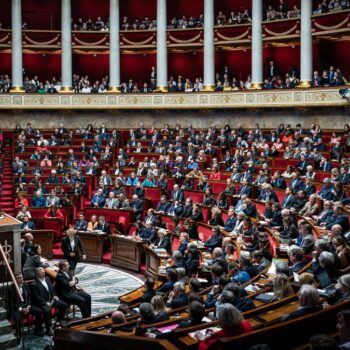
[152,228,171,253]
[138,221,157,243]
[140,277,156,303]
[31,191,46,208]
[10,272,43,336]
[195,303,252,349]
[55,260,91,319]
[30,267,67,335]
[74,213,88,231]
[158,268,178,293]
[20,216,36,231]
[151,295,170,322]
[90,188,106,208]
[166,281,189,309]
[87,215,98,231]
[179,301,205,327]
[44,206,64,219]
[281,284,321,321]
[22,245,49,280]
[204,226,223,253]
[135,303,165,336]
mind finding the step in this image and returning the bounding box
[0,308,6,321]
[0,332,18,350]
[0,319,13,336]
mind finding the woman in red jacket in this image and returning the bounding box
[196,303,252,350]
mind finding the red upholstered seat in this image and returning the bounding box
[198,223,213,242]
[184,190,204,204]
[171,236,180,252]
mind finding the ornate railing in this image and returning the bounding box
[0,88,347,109]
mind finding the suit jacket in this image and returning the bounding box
[96,222,110,234]
[61,235,85,261]
[167,293,188,309]
[224,216,237,231]
[91,194,106,208]
[55,270,78,301]
[283,306,322,322]
[290,179,305,192]
[178,240,188,255]
[272,177,287,189]
[238,185,252,197]
[204,234,223,252]
[282,194,295,209]
[74,219,88,231]
[21,221,36,230]
[31,277,57,307]
[23,255,43,279]
[181,205,193,218]
[156,202,170,214]
[171,189,184,202]
[154,236,171,253]
[10,283,32,315]
[168,204,183,217]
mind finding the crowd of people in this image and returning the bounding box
[314,0,350,14]
[7,119,350,347]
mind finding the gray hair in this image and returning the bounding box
[173,281,185,294]
[299,285,319,307]
[216,303,243,330]
[172,250,183,261]
[315,239,330,251]
[175,267,186,279]
[319,251,334,267]
[338,274,350,290]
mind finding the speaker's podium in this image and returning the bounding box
[0,213,22,276]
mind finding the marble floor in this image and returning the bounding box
[19,262,144,350]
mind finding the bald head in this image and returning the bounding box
[111,311,126,324]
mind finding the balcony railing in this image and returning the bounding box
[0,87,346,110]
[0,10,349,51]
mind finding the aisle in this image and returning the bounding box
[0,132,14,216]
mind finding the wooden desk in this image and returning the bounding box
[76,231,106,263]
[144,245,169,278]
[21,230,53,259]
[110,235,143,272]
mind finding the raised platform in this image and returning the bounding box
[0,88,347,110]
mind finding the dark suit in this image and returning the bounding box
[23,255,46,280]
[167,292,188,309]
[171,189,184,202]
[130,199,144,220]
[55,270,91,318]
[61,235,85,272]
[282,194,295,209]
[181,204,193,218]
[224,216,236,231]
[140,289,156,303]
[238,185,252,198]
[282,306,322,322]
[10,283,42,333]
[154,236,171,254]
[204,234,223,252]
[156,202,170,214]
[74,219,88,231]
[30,277,67,330]
[178,240,188,255]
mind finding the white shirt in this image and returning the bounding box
[69,238,75,251]
[39,278,49,291]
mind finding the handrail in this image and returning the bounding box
[0,243,24,303]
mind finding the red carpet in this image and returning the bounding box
[0,132,15,216]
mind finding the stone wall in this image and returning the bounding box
[1,107,350,130]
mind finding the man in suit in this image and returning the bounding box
[55,261,91,319]
[155,196,171,214]
[282,187,296,209]
[222,208,236,232]
[74,213,88,231]
[99,123,109,139]
[297,155,310,175]
[317,178,335,201]
[20,216,36,231]
[324,205,350,232]
[258,184,279,203]
[144,209,157,225]
[30,267,67,335]
[129,194,144,221]
[268,60,278,79]
[168,200,184,217]
[290,173,305,192]
[289,247,307,274]
[237,179,252,198]
[171,184,184,202]
[61,228,86,273]
[91,188,106,208]
[139,221,157,243]
[340,167,350,185]
[181,198,193,218]
[282,285,321,321]
[10,273,43,336]
[204,227,223,253]
[166,282,188,309]
[178,232,189,255]
[46,170,59,184]
[319,157,332,172]
[271,171,287,189]
[105,191,118,209]
[99,170,112,186]
[140,277,156,303]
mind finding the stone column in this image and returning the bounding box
[203,0,215,91]
[299,0,313,88]
[251,0,263,89]
[10,0,24,92]
[108,0,120,92]
[156,0,168,92]
[60,0,73,92]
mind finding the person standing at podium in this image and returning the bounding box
[61,228,86,274]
